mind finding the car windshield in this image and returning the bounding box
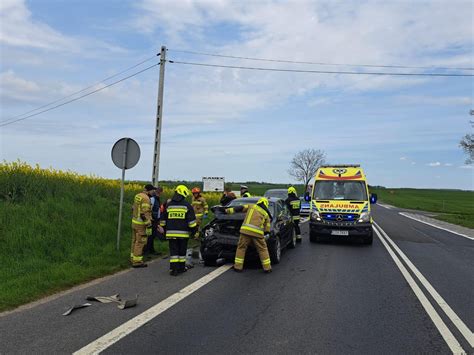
[227,199,276,218]
[313,181,368,201]
[264,189,288,199]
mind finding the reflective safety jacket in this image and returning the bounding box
[160,195,197,239]
[192,195,208,217]
[285,194,301,221]
[132,192,152,227]
[241,191,251,198]
[226,204,270,238]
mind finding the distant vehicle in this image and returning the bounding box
[299,197,311,216]
[202,197,296,266]
[309,164,377,244]
[263,189,288,200]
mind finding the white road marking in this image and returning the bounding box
[377,203,394,210]
[300,217,310,224]
[74,265,232,354]
[375,222,474,349]
[399,212,474,241]
[373,226,466,354]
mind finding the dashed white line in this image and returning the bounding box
[399,212,474,241]
[74,265,232,355]
[377,203,394,210]
[373,225,466,354]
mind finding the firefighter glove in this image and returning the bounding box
[146,227,152,236]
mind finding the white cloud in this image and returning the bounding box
[411,162,416,165]
[459,165,473,169]
[0,0,70,50]
[444,163,453,166]
[0,0,126,55]
[0,70,43,104]
[427,162,441,167]
[400,156,407,160]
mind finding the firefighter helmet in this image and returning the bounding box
[257,197,269,209]
[287,186,297,195]
[175,185,190,198]
[192,187,201,194]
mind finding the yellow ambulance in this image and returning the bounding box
[309,165,377,244]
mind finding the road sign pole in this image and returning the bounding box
[116,139,129,251]
[152,45,167,186]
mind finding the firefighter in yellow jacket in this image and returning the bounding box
[131,184,156,268]
[191,187,208,238]
[224,197,272,273]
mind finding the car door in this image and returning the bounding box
[280,202,293,243]
[275,201,291,245]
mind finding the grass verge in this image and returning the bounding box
[372,188,474,229]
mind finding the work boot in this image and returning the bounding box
[169,269,179,276]
[233,267,243,273]
[132,263,148,268]
[264,269,272,274]
[296,235,302,242]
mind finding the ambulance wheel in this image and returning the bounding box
[310,230,320,243]
[362,232,373,245]
[269,236,281,264]
[288,229,297,249]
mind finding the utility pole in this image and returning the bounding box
[152,45,166,185]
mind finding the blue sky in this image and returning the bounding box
[0,0,473,189]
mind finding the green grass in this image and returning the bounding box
[371,188,474,229]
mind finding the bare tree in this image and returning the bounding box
[460,133,474,164]
[288,149,326,191]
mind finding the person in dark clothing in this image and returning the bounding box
[220,187,237,206]
[144,186,164,255]
[160,185,197,276]
[285,186,302,242]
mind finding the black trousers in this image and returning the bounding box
[294,219,301,236]
[168,238,188,272]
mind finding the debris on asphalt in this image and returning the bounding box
[86,294,138,310]
[62,303,92,316]
[117,295,138,310]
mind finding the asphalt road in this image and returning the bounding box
[1,204,472,354]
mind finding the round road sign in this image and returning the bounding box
[111,138,140,169]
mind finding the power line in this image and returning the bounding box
[169,49,474,71]
[1,54,159,125]
[168,60,474,77]
[0,63,159,128]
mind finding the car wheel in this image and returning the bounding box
[269,236,281,264]
[203,255,217,266]
[288,228,297,249]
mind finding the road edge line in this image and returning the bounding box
[399,212,474,241]
[373,226,465,354]
[73,264,232,355]
[374,222,474,347]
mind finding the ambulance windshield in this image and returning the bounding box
[313,181,367,201]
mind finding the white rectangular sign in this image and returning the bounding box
[202,177,225,192]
